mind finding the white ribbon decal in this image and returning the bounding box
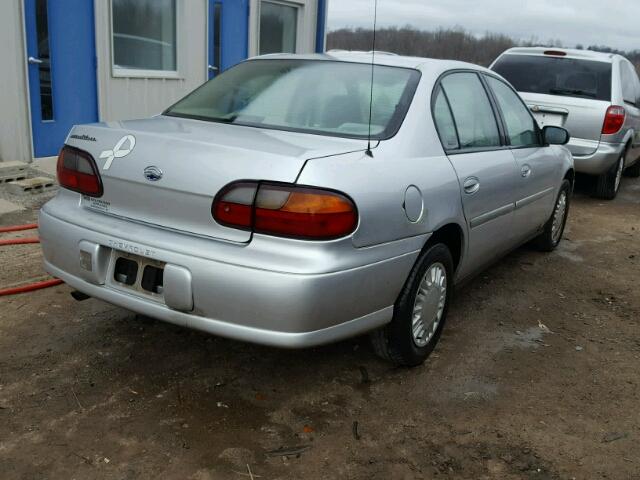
[100,135,136,170]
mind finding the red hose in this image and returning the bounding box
[0,223,38,233]
[0,237,40,246]
[0,279,64,297]
[0,224,63,296]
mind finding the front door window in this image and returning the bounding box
[485,76,540,147]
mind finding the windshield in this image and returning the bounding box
[492,54,612,101]
[164,59,421,140]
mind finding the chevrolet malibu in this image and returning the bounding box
[40,52,574,366]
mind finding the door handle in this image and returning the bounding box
[463,177,480,195]
[28,56,43,65]
[208,65,219,72]
[521,165,532,177]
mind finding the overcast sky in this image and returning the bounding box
[328,0,640,52]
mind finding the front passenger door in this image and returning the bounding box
[484,75,560,240]
[434,72,521,279]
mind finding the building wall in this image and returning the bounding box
[94,0,208,122]
[0,1,32,162]
[0,0,325,162]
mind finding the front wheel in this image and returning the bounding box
[370,243,454,367]
[595,153,625,199]
[534,179,571,252]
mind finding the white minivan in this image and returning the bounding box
[492,47,640,199]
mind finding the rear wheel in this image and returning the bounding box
[370,243,453,367]
[534,179,571,252]
[595,153,625,199]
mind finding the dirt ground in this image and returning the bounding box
[0,176,639,480]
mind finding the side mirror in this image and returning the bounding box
[543,126,570,145]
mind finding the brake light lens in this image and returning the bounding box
[602,105,626,135]
[213,182,358,240]
[544,50,567,57]
[57,146,103,197]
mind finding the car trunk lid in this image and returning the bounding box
[66,116,366,243]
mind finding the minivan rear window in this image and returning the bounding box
[492,55,612,101]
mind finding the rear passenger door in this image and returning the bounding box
[484,74,560,240]
[433,72,521,278]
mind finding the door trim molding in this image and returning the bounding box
[470,203,514,229]
[515,187,555,210]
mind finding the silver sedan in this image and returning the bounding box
[40,52,574,366]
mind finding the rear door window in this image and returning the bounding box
[440,72,501,150]
[432,87,459,150]
[485,76,540,147]
[492,54,612,101]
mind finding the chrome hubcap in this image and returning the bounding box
[615,156,624,192]
[412,262,447,348]
[551,191,567,244]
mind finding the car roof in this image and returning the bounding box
[499,47,620,63]
[250,51,495,76]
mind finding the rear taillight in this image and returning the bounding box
[213,182,358,240]
[602,105,626,135]
[57,146,103,197]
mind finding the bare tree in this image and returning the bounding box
[327,27,640,72]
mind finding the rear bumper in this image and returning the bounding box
[39,195,423,348]
[572,142,624,175]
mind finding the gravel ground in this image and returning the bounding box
[0,176,639,479]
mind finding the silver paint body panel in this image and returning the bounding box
[40,52,573,347]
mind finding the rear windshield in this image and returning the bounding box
[164,59,421,140]
[492,54,612,101]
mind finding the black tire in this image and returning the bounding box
[370,243,454,367]
[624,157,640,178]
[534,179,571,252]
[595,153,625,199]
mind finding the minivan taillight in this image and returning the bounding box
[602,105,626,135]
[213,182,358,240]
[57,146,103,197]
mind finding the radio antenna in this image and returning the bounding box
[365,0,379,158]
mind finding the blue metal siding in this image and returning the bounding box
[315,0,327,53]
[208,0,249,79]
